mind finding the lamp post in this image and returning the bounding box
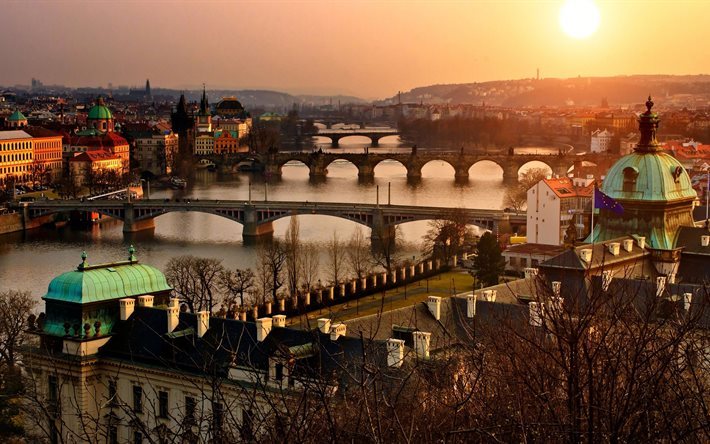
[140,179,151,200]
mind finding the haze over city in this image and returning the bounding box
[2,0,710,97]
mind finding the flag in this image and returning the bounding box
[594,187,624,215]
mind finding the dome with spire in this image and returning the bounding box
[588,96,697,250]
[88,97,113,120]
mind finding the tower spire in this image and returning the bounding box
[635,95,661,153]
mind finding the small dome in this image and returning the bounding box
[216,97,244,111]
[602,151,697,203]
[8,110,27,121]
[87,97,113,120]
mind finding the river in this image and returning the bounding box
[0,135,555,300]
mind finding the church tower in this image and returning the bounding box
[195,85,212,133]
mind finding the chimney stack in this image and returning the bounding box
[272,314,286,328]
[427,296,441,321]
[602,270,612,291]
[196,311,209,338]
[623,239,634,252]
[412,331,431,359]
[656,276,667,297]
[317,318,331,334]
[552,281,561,297]
[137,295,154,307]
[256,318,272,342]
[637,236,646,250]
[524,267,539,280]
[702,235,710,247]
[466,294,477,318]
[607,242,620,256]
[330,323,347,341]
[119,298,135,321]
[579,249,593,263]
[529,302,544,327]
[167,300,180,333]
[683,293,693,311]
[386,339,405,368]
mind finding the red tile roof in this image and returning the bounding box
[543,177,594,198]
[69,149,120,163]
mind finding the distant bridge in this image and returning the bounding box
[311,128,400,148]
[214,151,609,182]
[18,199,525,240]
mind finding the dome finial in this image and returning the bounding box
[128,245,137,262]
[78,251,88,270]
[646,95,654,112]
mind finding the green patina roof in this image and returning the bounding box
[8,110,27,121]
[75,127,101,137]
[87,103,113,120]
[601,151,697,202]
[44,261,171,304]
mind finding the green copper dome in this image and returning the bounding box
[44,261,171,304]
[8,110,27,121]
[601,152,696,202]
[87,97,113,120]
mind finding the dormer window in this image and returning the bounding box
[622,167,638,192]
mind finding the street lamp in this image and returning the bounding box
[140,178,151,200]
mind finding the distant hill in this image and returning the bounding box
[382,75,710,107]
[154,89,367,110]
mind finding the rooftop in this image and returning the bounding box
[0,130,32,141]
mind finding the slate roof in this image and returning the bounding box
[675,226,710,255]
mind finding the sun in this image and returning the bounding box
[559,0,600,39]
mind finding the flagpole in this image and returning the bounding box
[590,185,595,243]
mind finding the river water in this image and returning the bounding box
[0,135,554,300]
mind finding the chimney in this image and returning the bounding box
[427,296,441,321]
[482,290,492,301]
[136,295,154,307]
[329,323,346,341]
[623,239,634,252]
[317,318,331,334]
[702,235,710,247]
[167,300,180,333]
[579,249,593,263]
[119,298,135,321]
[602,270,612,291]
[552,281,561,297]
[490,290,497,302]
[636,236,646,250]
[256,318,272,342]
[272,314,286,328]
[524,267,539,280]
[386,339,405,368]
[529,301,544,327]
[549,297,564,316]
[196,311,209,338]
[466,294,477,318]
[656,276,667,297]
[412,331,431,359]
[683,292,692,311]
[607,242,620,256]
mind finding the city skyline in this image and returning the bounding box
[2,1,709,98]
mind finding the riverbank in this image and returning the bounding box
[0,211,57,235]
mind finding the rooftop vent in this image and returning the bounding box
[330,323,347,341]
[607,242,620,256]
[623,239,634,252]
[256,318,272,342]
[637,236,646,250]
[272,314,286,328]
[579,249,593,263]
[386,339,405,368]
[702,235,709,247]
[317,318,331,334]
[427,296,441,321]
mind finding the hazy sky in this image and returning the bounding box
[1,1,708,98]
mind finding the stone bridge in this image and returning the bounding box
[18,199,525,241]
[312,128,400,148]
[220,151,609,182]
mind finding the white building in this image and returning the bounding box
[194,133,215,156]
[526,176,594,246]
[590,129,614,153]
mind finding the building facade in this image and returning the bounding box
[590,128,614,153]
[0,130,34,187]
[526,176,594,246]
[69,150,123,187]
[24,127,64,182]
[134,132,179,176]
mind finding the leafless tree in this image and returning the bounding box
[256,240,287,303]
[299,241,321,292]
[219,268,255,307]
[164,255,225,312]
[421,208,476,262]
[284,216,301,297]
[347,226,371,278]
[370,225,403,273]
[0,290,36,370]
[326,231,347,285]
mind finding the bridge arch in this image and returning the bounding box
[278,159,313,177]
[517,160,553,178]
[468,159,504,179]
[420,159,457,178]
[371,158,408,178]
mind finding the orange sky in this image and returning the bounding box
[1,1,708,98]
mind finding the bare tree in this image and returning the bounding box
[370,225,402,273]
[346,226,371,278]
[220,268,255,307]
[165,255,224,312]
[326,231,347,285]
[299,242,321,292]
[0,290,36,370]
[421,208,476,262]
[256,240,287,303]
[284,216,301,297]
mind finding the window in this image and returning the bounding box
[132,385,142,413]
[108,425,118,444]
[623,167,638,193]
[108,380,117,406]
[158,390,169,418]
[133,430,142,444]
[185,396,196,423]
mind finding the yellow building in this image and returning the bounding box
[68,149,123,187]
[0,130,34,187]
[24,127,64,182]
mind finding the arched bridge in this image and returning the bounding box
[222,151,609,182]
[19,199,525,240]
[312,128,400,148]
